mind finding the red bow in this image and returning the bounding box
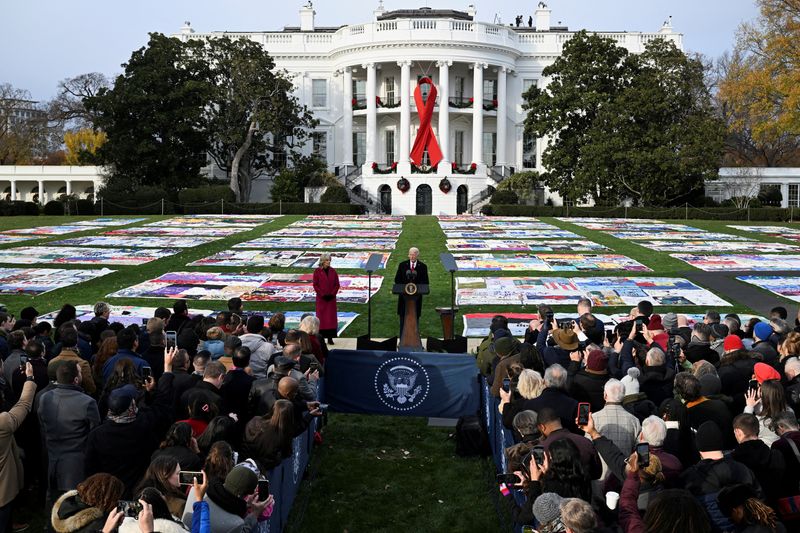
[409,77,443,168]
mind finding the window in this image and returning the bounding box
[385,76,396,105]
[483,79,497,104]
[352,79,366,107]
[385,130,395,165]
[522,78,537,96]
[312,79,327,108]
[312,131,327,161]
[523,133,536,169]
[789,184,799,207]
[417,75,430,102]
[454,131,464,166]
[454,76,465,99]
[353,132,366,166]
[483,132,497,166]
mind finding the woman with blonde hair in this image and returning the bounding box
[300,314,328,365]
[200,326,226,360]
[312,252,340,345]
[500,368,546,428]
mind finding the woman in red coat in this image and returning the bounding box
[312,253,340,345]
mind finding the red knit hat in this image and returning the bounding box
[585,349,608,372]
[754,362,781,384]
[723,335,744,352]
[647,314,663,331]
[652,333,669,352]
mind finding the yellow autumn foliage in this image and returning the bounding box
[64,128,106,165]
[719,0,800,142]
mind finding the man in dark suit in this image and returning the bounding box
[394,247,429,335]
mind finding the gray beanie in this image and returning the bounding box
[661,313,678,331]
[533,492,564,526]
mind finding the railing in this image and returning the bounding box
[487,166,509,184]
[466,186,495,213]
[184,21,683,56]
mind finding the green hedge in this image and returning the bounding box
[490,190,518,205]
[99,187,175,215]
[178,185,236,205]
[182,202,363,215]
[482,204,800,221]
[320,186,351,204]
[0,201,39,216]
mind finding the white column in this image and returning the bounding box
[437,60,451,176]
[398,60,412,174]
[782,183,790,208]
[472,62,486,168]
[37,180,43,204]
[342,67,354,169]
[9,180,16,201]
[496,67,508,167]
[65,180,72,197]
[363,63,377,172]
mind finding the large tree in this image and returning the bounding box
[0,83,60,165]
[524,32,724,205]
[85,33,213,193]
[202,37,316,202]
[49,72,111,131]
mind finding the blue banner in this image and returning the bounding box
[322,349,480,418]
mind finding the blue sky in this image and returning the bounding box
[3,0,759,101]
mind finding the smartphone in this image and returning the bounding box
[178,471,203,486]
[636,442,650,468]
[748,379,759,393]
[309,362,320,372]
[522,527,536,533]
[577,402,591,426]
[19,355,27,366]
[166,330,177,349]
[502,378,511,393]
[141,366,152,380]
[141,318,149,326]
[318,403,329,411]
[531,445,546,467]
[496,473,519,485]
[257,479,270,497]
[117,500,142,518]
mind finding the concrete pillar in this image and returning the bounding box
[496,67,508,167]
[364,62,377,172]
[472,62,486,167]
[38,180,43,204]
[398,60,412,174]
[437,60,451,175]
[342,67,354,168]
[781,183,790,208]
[9,180,16,201]
[65,180,72,197]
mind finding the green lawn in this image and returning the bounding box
[3,213,797,532]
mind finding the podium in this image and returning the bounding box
[393,282,429,352]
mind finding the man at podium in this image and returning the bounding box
[395,247,429,334]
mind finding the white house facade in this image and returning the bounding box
[177,2,682,214]
[707,167,800,207]
[0,166,103,203]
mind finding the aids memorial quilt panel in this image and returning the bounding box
[3,225,103,236]
[0,235,42,245]
[72,218,147,226]
[0,246,179,266]
[609,231,752,241]
[270,228,402,239]
[452,253,649,272]
[188,250,305,268]
[727,225,800,237]
[634,241,800,253]
[106,227,246,237]
[51,236,219,248]
[736,276,800,303]
[673,254,800,271]
[0,267,115,295]
[443,229,582,240]
[299,220,403,229]
[445,239,609,252]
[233,237,395,251]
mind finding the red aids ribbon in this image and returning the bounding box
[409,76,443,168]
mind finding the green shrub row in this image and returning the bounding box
[177,185,236,205]
[482,204,800,221]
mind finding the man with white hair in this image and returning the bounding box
[523,364,579,433]
[591,379,641,460]
[394,247,429,334]
[784,357,800,412]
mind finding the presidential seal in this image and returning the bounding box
[374,356,430,412]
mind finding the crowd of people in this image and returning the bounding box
[0,298,327,533]
[482,298,800,532]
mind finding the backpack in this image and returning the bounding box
[455,415,491,457]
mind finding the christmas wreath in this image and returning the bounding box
[397,177,410,193]
[452,162,478,175]
[439,178,452,194]
[372,162,397,174]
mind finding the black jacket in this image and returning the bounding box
[638,365,675,408]
[85,373,174,497]
[394,259,429,317]
[518,387,579,434]
[732,439,791,501]
[686,398,736,449]
[180,380,223,417]
[567,362,608,413]
[151,445,203,472]
[221,369,256,429]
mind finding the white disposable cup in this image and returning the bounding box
[606,491,620,510]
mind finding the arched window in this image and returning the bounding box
[415,184,432,215]
[379,184,392,214]
[456,185,468,214]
